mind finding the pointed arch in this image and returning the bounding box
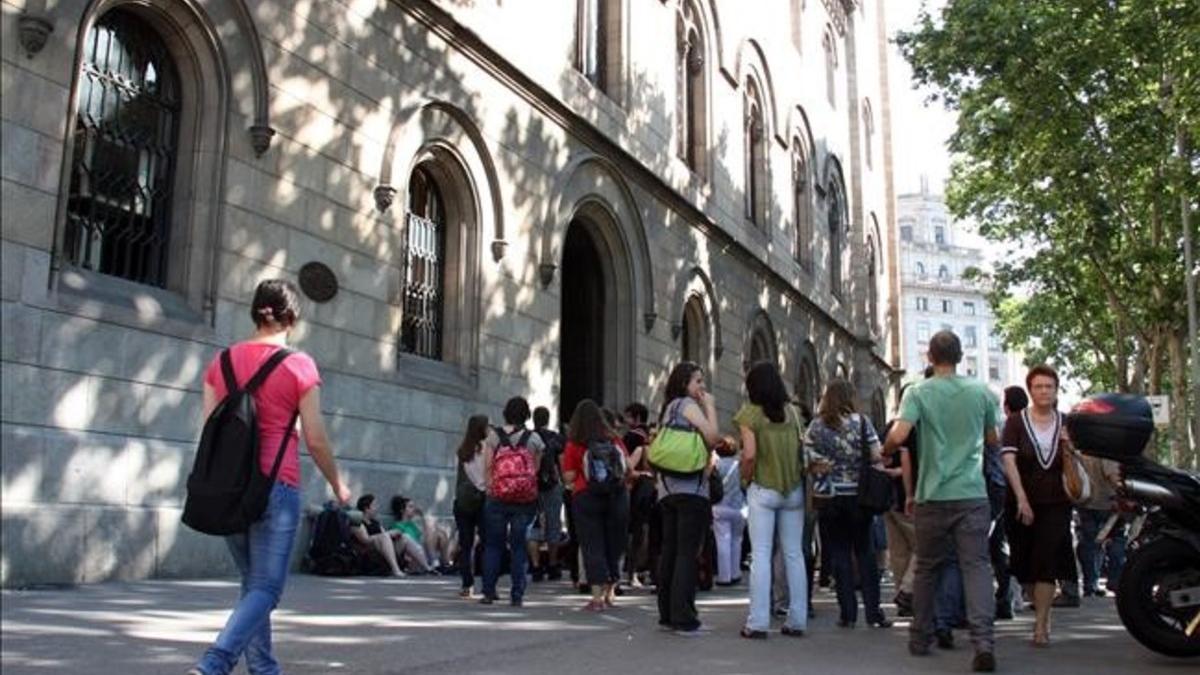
[744,309,779,372]
[671,265,724,367]
[538,154,655,322]
[735,38,785,148]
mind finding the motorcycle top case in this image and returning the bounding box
[1064,393,1155,460]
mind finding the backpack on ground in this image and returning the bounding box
[536,429,565,491]
[182,348,297,536]
[583,438,627,496]
[304,505,359,576]
[489,427,538,503]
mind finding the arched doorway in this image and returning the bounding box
[558,208,635,423]
[560,221,605,423]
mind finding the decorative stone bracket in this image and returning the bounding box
[373,184,397,212]
[643,311,657,334]
[490,240,507,263]
[249,125,275,157]
[538,262,557,289]
[18,13,53,58]
[671,322,683,341]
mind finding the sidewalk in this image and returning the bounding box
[1,574,1190,674]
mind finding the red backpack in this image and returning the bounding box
[489,427,538,503]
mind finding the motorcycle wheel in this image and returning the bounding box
[1116,536,1200,658]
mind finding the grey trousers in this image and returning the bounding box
[911,499,995,653]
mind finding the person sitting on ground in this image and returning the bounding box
[351,494,406,577]
[388,496,442,574]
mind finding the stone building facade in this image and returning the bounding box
[0,0,900,585]
[897,179,1019,394]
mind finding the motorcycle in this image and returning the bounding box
[1067,394,1200,658]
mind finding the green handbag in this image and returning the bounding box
[648,400,708,475]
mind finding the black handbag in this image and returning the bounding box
[855,416,893,514]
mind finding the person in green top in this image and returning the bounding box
[883,330,1000,673]
[386,495,437,574]
[734,362,824,639]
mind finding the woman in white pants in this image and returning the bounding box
[735,362,828,639]
[711,454,745,585]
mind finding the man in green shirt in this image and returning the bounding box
[884,331,1000,673]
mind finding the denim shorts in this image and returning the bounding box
[527,486,565,543]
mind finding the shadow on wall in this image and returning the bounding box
[1,0,863,586]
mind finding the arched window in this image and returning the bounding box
[793,137,812,269]
[867,233,880,335]
[744,79,767,226]
[402,166,447,360]
[797,343,820,415]
[938,264,950,281]
[828,184,844,297]
[822,27,837,107]
[916,261,927,277]
[862,99,875,169]
[578,0,622,99]
[677,1,707,174]
[680,295,709,365]
[65,10,180,288]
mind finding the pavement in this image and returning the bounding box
[1,573,1193,674]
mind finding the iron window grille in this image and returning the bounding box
[400,167,446,361]
[65,10,180,288]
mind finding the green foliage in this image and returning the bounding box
[897,0,1199,394]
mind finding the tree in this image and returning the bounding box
[898,0,1199,466]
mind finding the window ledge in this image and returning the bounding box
[394,352,476,398]
[37,268,215,342]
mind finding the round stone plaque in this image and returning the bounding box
[298,261,338,303]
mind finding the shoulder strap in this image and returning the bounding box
[244,348,294,393]
[219,349,238,392]
[518,429,532,448]
[265,410,301,482]
[859,414,871,461]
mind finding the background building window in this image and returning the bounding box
[938,264,950,281]
[793,141,811,268]
[989,358,1001,382]
[964,325,978,347]
[65,10,180,288]
[916,261,926,277]
[917,321,930,341]
[966,356,978,377]
[677,1,706,173]
[578,0,621,97]
[964,301,976,316]
[402,166,447,360]
[916,296,929,311]
[901,225,913,242]
[935,225,946,245]
[828,186,844,297]
[822,27,837,107]
[744,80,766,225]
[941,299,952,313]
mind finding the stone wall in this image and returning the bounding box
[0,0,898,586]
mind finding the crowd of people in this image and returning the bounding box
[188,279,1128,675]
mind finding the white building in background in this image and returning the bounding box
[897,179,1020,393]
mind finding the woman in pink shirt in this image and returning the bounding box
[189,279,350,675]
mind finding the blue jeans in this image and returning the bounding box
[935,551,965,632]
[745,483,808,632]
[1077,508,1126,592]
[481,499,536,601]
[197,482,301,675]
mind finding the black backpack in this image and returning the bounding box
[182,348,297,535]
[584,438,626,496]
[536,429,565,491]
[304,505,358,576]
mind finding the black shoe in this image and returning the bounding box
[868,617,894,629]
[936,629,955,649]
[837,619,856,628]
[740,627,768,639]
[909,642,931,657]
[995,604,1014,620]
[547,566,563,581]
[479,595,497,605]
[510,597,523,607]
[818,576,832,589]
[781,626,805,637]
[893,591,913,612]
[972,651,996,672]
[531,568,545,583]
[1052,593,1081,608]
[578,583,592,594]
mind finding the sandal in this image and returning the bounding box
[583,599,606,612]
[740,627,768,640]
[1032,631,1050,647]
